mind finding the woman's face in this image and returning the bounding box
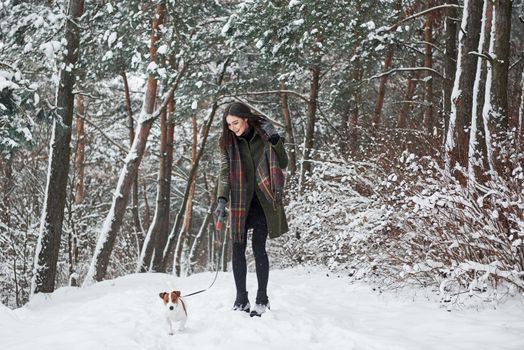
[226,115,249,137]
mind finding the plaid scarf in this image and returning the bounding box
[228,132,285,243]
[228,136,248,243]
[256,142,285,206]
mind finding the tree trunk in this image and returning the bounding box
[122,71,144,246]
[84,4,165,284]
[142,182,151,233]
[482,0,511,176]
[279,81,296,176]
[32,0,84,295]
[186,208,213,275]
[341,0,364,156]
[490,0,511,131]
[349,56,362,152]
[398,57,420,129]
[151,97,175,271]
[186,182,217,275]
[372,46,394,129]
[487,0,512,177]
[441,0,458,142]
[67,229,79,287]
[422,12,435,134]
[512,59,524,131]
[299,65,320,189]
[518,70,524,147]
[74,94,85,204]
[444,0,483,181]
[70,93,85,287]
[137,95,174,272]
[174,113,197,276]
[468,0,492,185]
[1,156,13,226]
[372,0,402,129]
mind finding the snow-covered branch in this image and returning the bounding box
[364,67,444,82]
[387,4,463,32]
[222,90,310,103]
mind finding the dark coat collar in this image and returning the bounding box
[239,126,255,142]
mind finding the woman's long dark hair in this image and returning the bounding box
[219,102,264,149]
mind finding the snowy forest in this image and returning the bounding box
[0,0,523,309]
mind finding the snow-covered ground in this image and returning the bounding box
[1,267,523,350]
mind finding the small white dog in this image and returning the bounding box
[159,290,187,335]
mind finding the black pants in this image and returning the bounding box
[232,195,269,304]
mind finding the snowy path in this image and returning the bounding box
[1,267,523,350]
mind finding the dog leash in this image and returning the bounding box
[182,215,226,298]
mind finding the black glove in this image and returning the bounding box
[214,197,228,221]
[260,117,278,138]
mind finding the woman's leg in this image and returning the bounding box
[232,230,249,307]
[252,224,269,304]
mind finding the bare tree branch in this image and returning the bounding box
[76,113,128,153]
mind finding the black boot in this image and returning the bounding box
[233,291,250,312]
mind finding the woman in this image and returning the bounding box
[215,101,288,317]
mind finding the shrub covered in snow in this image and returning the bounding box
[274,131,524,303]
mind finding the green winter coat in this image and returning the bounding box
[218,131,289,239]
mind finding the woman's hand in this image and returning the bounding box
[260,118,278,138]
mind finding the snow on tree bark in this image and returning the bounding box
[122,71,144,245]
[31,0,84,295]
[444,0,482,182]
[441,0,458,138]
[484,0,512,178]
[519,70,524,146]
[468,0,492,186]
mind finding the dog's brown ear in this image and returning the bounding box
[173,290,181,297]
[159,292,166,299]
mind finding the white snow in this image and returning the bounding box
[3,267,524,350]
[147,62,159,73]
[288,0,301,8]
[158,44,168,55]
[481,3,497,174]
[221,15,235,36]
[0,75,19,91]
[291,19,304,27]
[108,32,117,47]
[102,50,114,61]
[39,40,62,59]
